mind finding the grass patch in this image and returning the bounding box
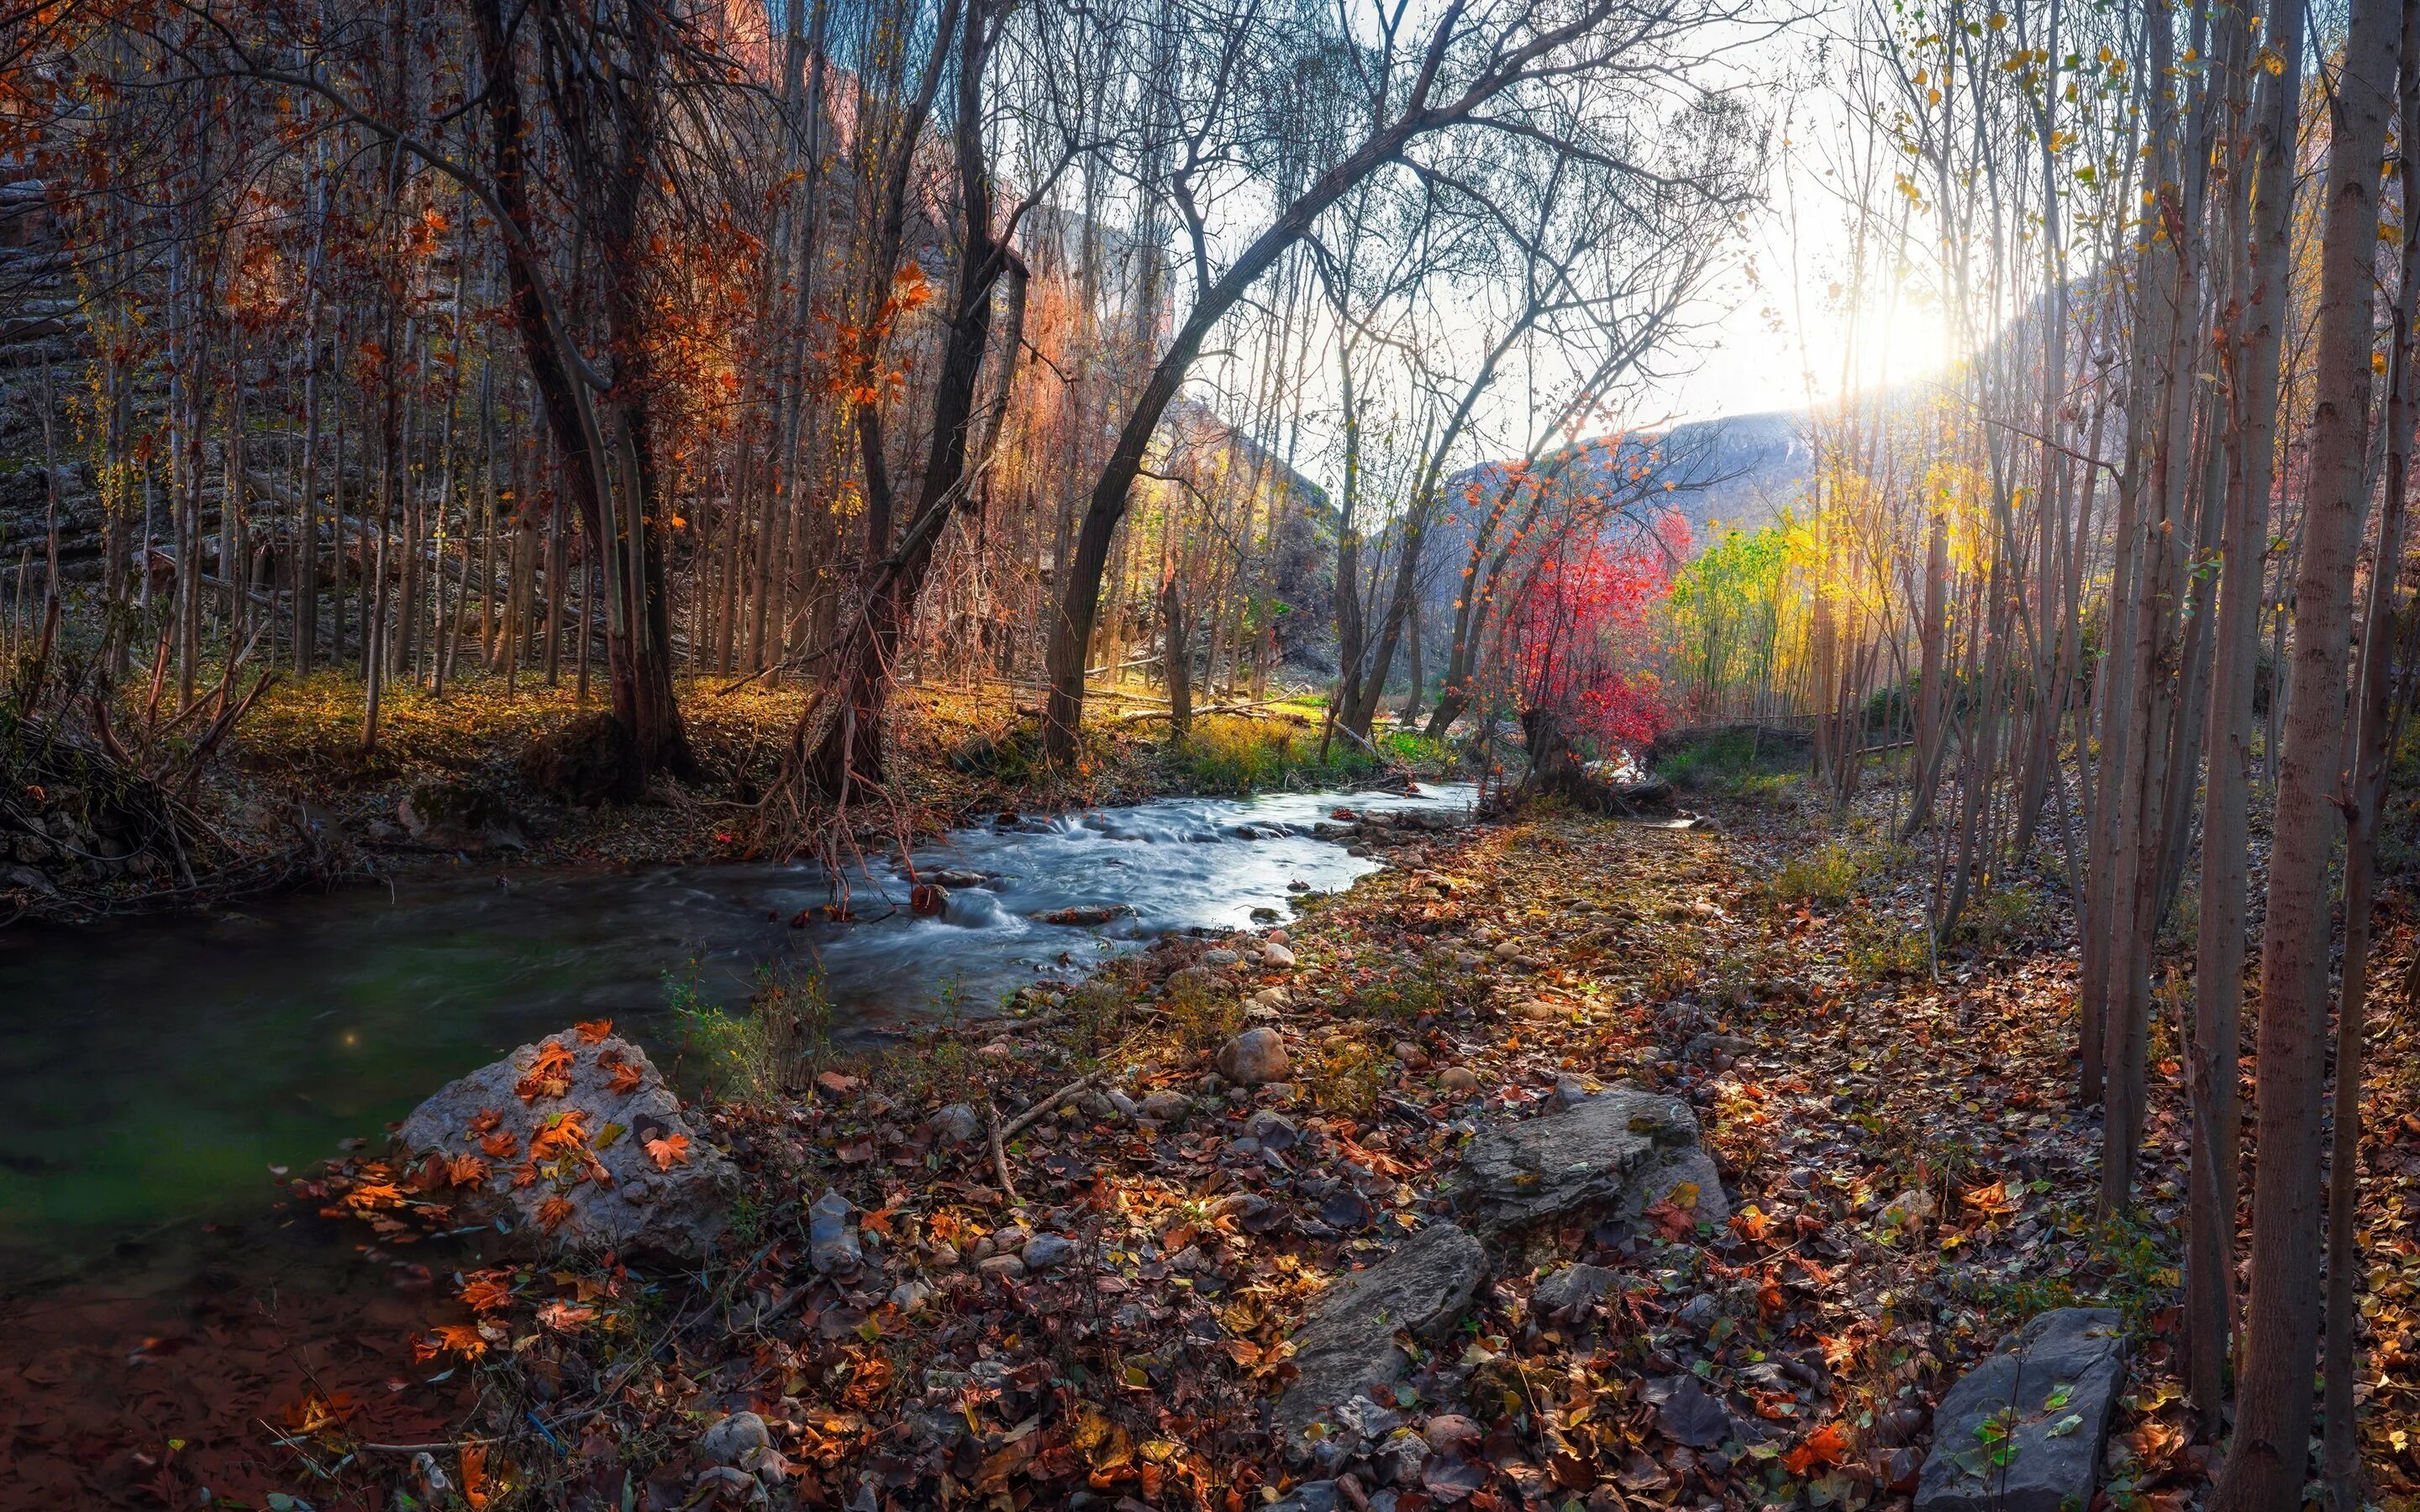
[1765,839,1902,909]
[1651,723,1807,800]
[1171,714,1378,793]
[668,963,833,1103]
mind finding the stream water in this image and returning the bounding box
[0,782,1473,1284]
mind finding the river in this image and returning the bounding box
[0,781,1474,1283]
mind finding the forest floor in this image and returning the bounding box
[37,759,2410,1511]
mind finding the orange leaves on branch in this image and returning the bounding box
[516,1041,576,1103]
[644,1131,692,1171]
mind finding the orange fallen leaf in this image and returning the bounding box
[537,1195,576,1231]
[575,1019,613,1044]
[460,1273,514,1312]
[531,1110,591,1160]
[417,1323,488,1361]
[536,1299,595,1332]
[445,1153,492,1188]
[481,1129,521,1159]
[606,1061,645,1095]
[460,1442,490,1509]
[516,1042,576,1103]
[1782,1420,1854,1476]
[644,1132,692,1171]
[1730,1205,1772,1242]
[467,1107,503,1135]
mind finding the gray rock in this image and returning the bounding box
[1274,1223,1486,1446]
[889,1280,935,1314]
[1530,1263,1618,1316]
[1212,1192,1272,1223]
[1244,1109,1301,1151]
[1201,948,1241,967]
[932,1103,983,1146]
[395,1030,736,1259]
[1107,1089,1139,1118]
[1445,1086,1728,1236]
[1217,1027,1292,1085]
[697,1411,775,1473]
[810,1189,862,1273]
[977,1253,1028,1281]
[1138,1089,1194,1124]
[1916,1308,2129,1512]
[397,779,527,852]
[1270,1480,1339,1512]
[1023,1232,1077,1271]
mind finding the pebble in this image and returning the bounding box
[1023,1233,1077,1271]
[1439,1066,1480,1094]
[977,1254,1027,1281]
[1138,1089,1194,1124]
[1260,942,1297,969]
[889,1280,935,1314]
[932,1103,982,1146]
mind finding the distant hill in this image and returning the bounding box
[1651,409,1812,546]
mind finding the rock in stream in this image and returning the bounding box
[397,1029,736,1259]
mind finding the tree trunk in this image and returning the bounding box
[2210,2,2399,1501]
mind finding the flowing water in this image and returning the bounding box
[0,782,1473,1282]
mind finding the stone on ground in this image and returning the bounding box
[1445,1085,1727,1236]
[397,1029,736,1259]
[1915,1307,2128,1512]
[1274,1221,1486,1446]
[1216,1026,1292,1084]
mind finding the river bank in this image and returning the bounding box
[14,764,2416,1510]
[28,770,2358,1512]
[2,669,1453,926]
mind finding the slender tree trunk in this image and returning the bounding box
[2211,3,2400,1501]
[2186,0,2300,1432]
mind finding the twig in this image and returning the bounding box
[985,1098,1021,1209]
[997,1068,1111,1142]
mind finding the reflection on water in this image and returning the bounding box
[0,783,1470,1278]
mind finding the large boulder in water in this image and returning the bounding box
[397,1028,736,1260]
